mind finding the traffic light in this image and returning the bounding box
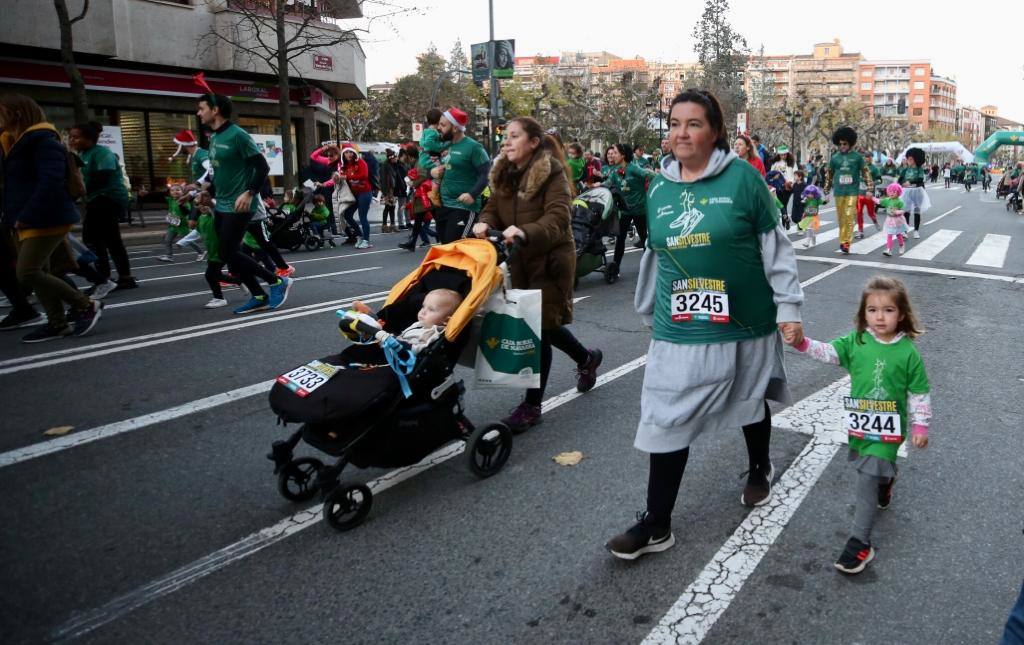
[897,98,906,115]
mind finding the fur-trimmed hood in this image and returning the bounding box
[488,150,563,201]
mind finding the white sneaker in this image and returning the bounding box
[912,230,920,239]
[196,251,207,262]
[355,239,372,249]
[803,238,812,248]
[91,280,118,300]
[882,249,892,257]
[899,245,906,255]
[204,297,228,309]
[157,255,173,263]
[854,231,864,240]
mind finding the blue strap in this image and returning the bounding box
[381,335,416,398]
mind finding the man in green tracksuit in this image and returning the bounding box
[824,127,873,254]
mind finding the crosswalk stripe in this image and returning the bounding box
[847,231,888,254]
[902,229,962,260]
[966,234,1011,268]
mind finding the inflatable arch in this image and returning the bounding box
[973,131,1024,165]
[896,141,974,164]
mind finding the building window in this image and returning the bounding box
[914,81,924,90]
[913,108,923,116]
[861,82,872,90]
[913,95,923,104]
[914,68,925,76]
[862,69,872,76]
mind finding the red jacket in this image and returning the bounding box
[341,158,372,194]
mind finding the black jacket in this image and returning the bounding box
[1,128,80,229]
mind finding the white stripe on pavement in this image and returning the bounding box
[902,229,961,261]
[965,234,1011,268]
[0,293,390,376]
[135,246,406,281]
[797,255,1023,283]
[49,356,650,642]
[0,381,275,469]
[105,267,380,309]
[846,231,888,255]
[922,206,961,227]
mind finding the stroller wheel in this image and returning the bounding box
[466,422,513,479]
[323,483,373,531]
[277,457,323,502]
[304,236,322,251]
[289,242,302,252]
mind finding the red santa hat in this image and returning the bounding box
[339,141,360,157]
[169,129,198,161]
[442,107,468,132]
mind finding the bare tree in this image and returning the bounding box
[198,1,409,188]
[53,0,90,123]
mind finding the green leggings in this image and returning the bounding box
[16,234,90,328]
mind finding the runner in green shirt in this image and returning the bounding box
[198,92,291,314]
[604,143,657,278]
[823,127,873,254]
[434,107,491,242]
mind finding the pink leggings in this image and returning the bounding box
[886,234,904,250]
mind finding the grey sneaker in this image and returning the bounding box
[606,512,675,561]
[90,280,118,300]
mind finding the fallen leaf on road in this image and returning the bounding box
[553,451,583,466]
[43,425,74,437]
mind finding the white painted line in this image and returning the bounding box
[847,231,888,255]
[965,234,1011,268]
[902,229,961,261]
[813,227,841,245]
[105,267,380,309]
[799,264,846,288]
[796,255,1023,284]
[0,381,276,469]
[923,206,961,226]
[0,293,390,376]
[49,356,651,642]
[135,246,405,281]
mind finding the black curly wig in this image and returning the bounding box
[832,126,857,147]
[905,147,926,167]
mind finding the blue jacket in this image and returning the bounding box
[1,127,80,230]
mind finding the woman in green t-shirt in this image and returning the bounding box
[605,90,804,561]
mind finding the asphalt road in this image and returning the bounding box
[1,185,1022,644]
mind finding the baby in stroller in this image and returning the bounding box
[267,239,513,531]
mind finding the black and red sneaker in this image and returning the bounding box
[840,243,851,255]
[834,537,875,574]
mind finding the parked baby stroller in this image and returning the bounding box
[266,237,513,531]
[572,187,621,285]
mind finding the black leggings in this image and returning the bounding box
[214,211,279,298]
[205,260,242,299]
[524,326,590,405]
[383,201,397,227]
[83,195,133,281]
[911,210,922,231]
[246,219,288,270]
[645,401,772,528]
[614,212,647,265]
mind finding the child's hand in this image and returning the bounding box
[778,321,804,347]
[911,434,928,449]
[352,300,372,314]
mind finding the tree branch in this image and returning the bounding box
[70,0,89,24]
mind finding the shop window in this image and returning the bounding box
[236,117,298,188]
[148,112,203,186]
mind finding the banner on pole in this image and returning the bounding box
[736,112,748,135]
[471,39,516,82]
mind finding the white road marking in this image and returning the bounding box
[49,356,651,642]
[799,264,846,287]
[105,267,380,309]
[902,229,962,261]
[797,255,1023,284]
[966,234,1011,268]
[135,247,404,281]
[0,381,275,469]
[813,227,841,244]
[0,293,391,376]
[922,206,961,226]
[644,372,908,643]
[846,231,888,255]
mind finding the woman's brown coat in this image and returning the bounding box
[478,150,576,329]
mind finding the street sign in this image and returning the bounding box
[736,112,748,135]
[412,122,423,142]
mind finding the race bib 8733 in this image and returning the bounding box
[670,277,730,323]
[843,397,902,443]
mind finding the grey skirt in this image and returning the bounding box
[635,332,792,453]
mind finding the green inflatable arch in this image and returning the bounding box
[973,131,1024,164]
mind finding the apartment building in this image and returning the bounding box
[857,60,934,130]
[956,105,985,150]
[747,39,862,105]
[0,0,365,192]
[929,75,957,131]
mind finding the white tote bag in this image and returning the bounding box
[331,173,356,212]
[473,287,543,389]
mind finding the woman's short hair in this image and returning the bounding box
[669,90,729,152]
[0,93,47,135]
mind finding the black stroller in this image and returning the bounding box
[269,186,334,251]
[572,187,622,285]
[267,237,514,531]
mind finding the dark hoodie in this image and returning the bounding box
[1,124,80,233]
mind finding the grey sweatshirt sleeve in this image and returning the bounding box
[759,222,804,323]
[633,248,658,327]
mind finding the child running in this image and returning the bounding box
[193,191,242,308]
[786,276,931,574]
[160,184,204,262]
[798,184,825,248]
[879,183,908,257]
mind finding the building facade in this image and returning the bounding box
[747,39,862,106]
[956,105,985,150]
[0,0,366,194]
